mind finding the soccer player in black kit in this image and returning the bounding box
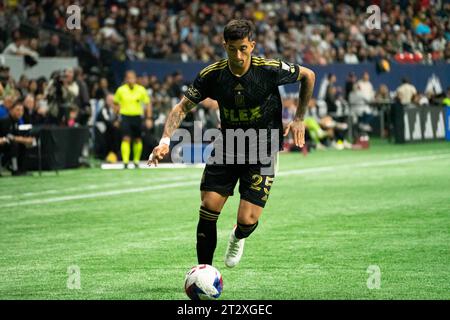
[149,20,315,268]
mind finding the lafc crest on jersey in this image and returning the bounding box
[234,83,245,107]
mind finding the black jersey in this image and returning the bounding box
[184,56,301,162]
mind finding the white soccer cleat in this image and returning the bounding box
[224,226,245,268]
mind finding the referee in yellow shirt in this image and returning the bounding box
[114,70,152,168]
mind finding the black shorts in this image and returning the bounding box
[200,163,275,208]
[121,115,142,139]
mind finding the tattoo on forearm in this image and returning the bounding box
[163,98,196,138]
[163,108,185,138]
[181,98,196,113]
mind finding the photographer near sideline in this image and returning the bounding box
[45,68,79,126]
[74,67,92,126]
[0,100,34,176]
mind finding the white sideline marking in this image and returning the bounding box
[0,153,449,209]
[277,154,450,176]
[17,174,199,198]
[101,162,206,169]
[0,181,199,208]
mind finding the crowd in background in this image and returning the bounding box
[1,0,450,175]
[1,59,449,172]
[0,0,449,70]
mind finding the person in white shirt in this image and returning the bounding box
[2,36,39,60]
[356,72,375,103]
[343,47,359,64]
[395,78,417,105]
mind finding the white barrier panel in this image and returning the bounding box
[0,54,79,81]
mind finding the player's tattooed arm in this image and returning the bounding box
[295,66,316,121]
[162,96,197,138]
[283,66,315,148]
[148,96,197,166]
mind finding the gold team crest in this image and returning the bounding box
[234,83,245,107]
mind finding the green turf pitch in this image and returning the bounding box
[0,140,449,299]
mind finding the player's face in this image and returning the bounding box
[224,37,255,69]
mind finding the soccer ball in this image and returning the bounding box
[184,264,223,300]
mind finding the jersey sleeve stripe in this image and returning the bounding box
[252,61,280,65]
[251,57,280,67]
[199,59,228,77]
[200,63,228,77]
[200,60,226,75]
[252,62,280,67]
[252,57,279,63]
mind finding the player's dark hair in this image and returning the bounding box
[223,19,255,42]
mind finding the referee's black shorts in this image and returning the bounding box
[200,162,275,208]
[120,115,142,139]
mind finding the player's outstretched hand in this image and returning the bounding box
[283,119,305,148]
[147,144,170,167]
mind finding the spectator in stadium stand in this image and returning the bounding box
[45,69,78,125]
[24,93,49,125]
[2,33,39,60]
[96,93,122,162]
[395,77,418,106]
[374,84,391,105]
[64,68,80,103]
[324,73,338,117]
[304,98,349,150]
[374,84,392,138]
[0,100,34,176]
[67,106,79,127]
[0,66,15,101]
[33,94,50,125]
[27,80,38,97]
[356,72,375,105]
[348,83,373,134]
[445,42,450,63]
[22,94,36,125]
[17,75,30,97]
[74,67,91,126]
[343,46,359,64]
[353,72,375,132]
[41,34,62,57]
[94,77,111,100]
[0,1,448,66]
[344,72,357,101]
[0,95,15,120]
[36,77,48,96]
[168,71,184,99]
[303,98,328,150]
[99,18,124,44]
